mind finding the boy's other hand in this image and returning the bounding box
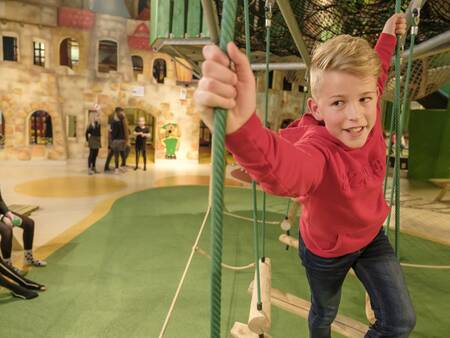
[195,42,256,134]
[382,13,407,36]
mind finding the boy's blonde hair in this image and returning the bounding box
[309,35,381,98]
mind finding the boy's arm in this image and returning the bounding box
[226,113,326,198]
[374,33,397,95]
[375,13,406,94]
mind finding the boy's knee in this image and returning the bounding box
[375,308,416,337]
[309,306,339,327]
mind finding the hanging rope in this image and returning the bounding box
[384,3,420,258]
[210,0,238,337]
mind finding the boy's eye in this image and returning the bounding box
[360,97,372,103]
[332,100,344,107]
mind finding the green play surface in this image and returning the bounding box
[1,186,448,338]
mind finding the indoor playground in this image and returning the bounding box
[0,1,449,338]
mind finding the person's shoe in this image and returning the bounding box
[120,166,127,173]
[9,283,39,300]
[134,166,138,171]
[88,168,94,175]
[24,256,47,267]
[143,167,147,171]
[5,261,24,276]
[114,168,120,175]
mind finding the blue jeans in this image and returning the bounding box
[299,228,415,338]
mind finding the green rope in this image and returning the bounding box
[210,1,238,337]
[392,0,402,258]
[244,0,263,311]
[261,0,273,261]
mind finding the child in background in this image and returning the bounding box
[134,117,150,171]
[85,112,101,175]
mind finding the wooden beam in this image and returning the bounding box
[248,285,369,338]
[275,0,311,67]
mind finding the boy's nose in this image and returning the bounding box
[346,103,362,120]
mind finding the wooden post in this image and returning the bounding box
[248,258,272,335]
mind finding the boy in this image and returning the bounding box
[195,13,415,338]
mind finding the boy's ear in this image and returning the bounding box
[307,97,323,121]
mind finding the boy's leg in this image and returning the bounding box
[352,229,415,338]
[299,238,355,338]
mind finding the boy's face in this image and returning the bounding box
[308,71,378,149]
[138,117,145,126]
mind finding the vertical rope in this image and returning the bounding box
[210,1,238,337]
[393,0,402,258]
[262,0,273,261]
[244,0,263,311]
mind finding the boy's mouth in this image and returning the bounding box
[343,126,366,135]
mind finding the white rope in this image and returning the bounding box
[223,210,280,224]
[158,206,211,338]
[195,246,255,271]
[400,263,450,269]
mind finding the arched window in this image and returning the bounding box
[98,40,118,73]
[153,58,167,84]
[30,111,53,145]
[0,112,5,148]
[132,55,143,74]
[60,38,80,68]
[280,118,294,130]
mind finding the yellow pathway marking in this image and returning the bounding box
[31,175,241,261]
[15,176,127,198]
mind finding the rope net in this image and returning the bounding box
[213,0,450,101]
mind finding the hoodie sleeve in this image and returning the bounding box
[375,33,397,95]
[226,113,326,198]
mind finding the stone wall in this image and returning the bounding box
[0,1,307,162]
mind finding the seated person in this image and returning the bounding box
[0,257,45,299]
[0,188,46,274]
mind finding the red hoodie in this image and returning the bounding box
[226,33,396,258]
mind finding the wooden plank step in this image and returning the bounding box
[248,285,368,338]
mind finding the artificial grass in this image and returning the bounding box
[0,186,448,338]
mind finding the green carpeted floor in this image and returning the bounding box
[0,186,449,337]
